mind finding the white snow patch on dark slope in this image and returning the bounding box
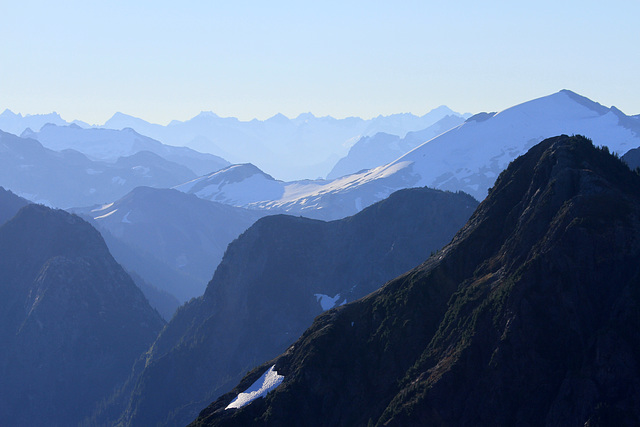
[225,365,284,410]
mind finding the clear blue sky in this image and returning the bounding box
[1,1,638,124]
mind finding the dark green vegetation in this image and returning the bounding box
[0,205,165,426]
[99,186,477,426]
[192,135,640,426]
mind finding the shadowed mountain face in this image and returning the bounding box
[77,186,266,303]
[0,186,29,225]
[0,205,165,426]
[193,135,640,427]
[104,186,477,427]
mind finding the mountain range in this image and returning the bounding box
[1,91,640,426]
[96,186,477,427]
[103,106,469,180]
[0,130,200,208]
[0,109,69,135]
[0,106,470,181]
[175,90,640,220]
[3,90,637,220]
[191,135,640,426]
[22,123,229,176]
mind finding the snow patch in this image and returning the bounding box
[374,191,390,200]
[122,211,132,223]
[354,197,362,211]
[91,202,114,213]
[225,365,284,410]
[315,293,341,311]
[94,209,118,220]
[180,173,284,206]
[132,165,151,176]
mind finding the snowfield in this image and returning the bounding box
[225,365,284,410]
[175,90,640,220]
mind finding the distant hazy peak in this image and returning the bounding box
[266,112,290,122]
[109,111,131,119]
[294,112,316,120]
[210,163,276,181]
[422,104,456,116]
[0,109,62,119]
[19,127,35,138]
[197,111,220,119]
[0,108,19,117]
[104,112,153,129]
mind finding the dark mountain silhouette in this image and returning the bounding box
[193,135,640,427]
[100,186,477,426]
[0,205,165,426]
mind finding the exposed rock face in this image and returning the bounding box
[0,205,165,426]
[106,186,477,427]
[192,135,640,426]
